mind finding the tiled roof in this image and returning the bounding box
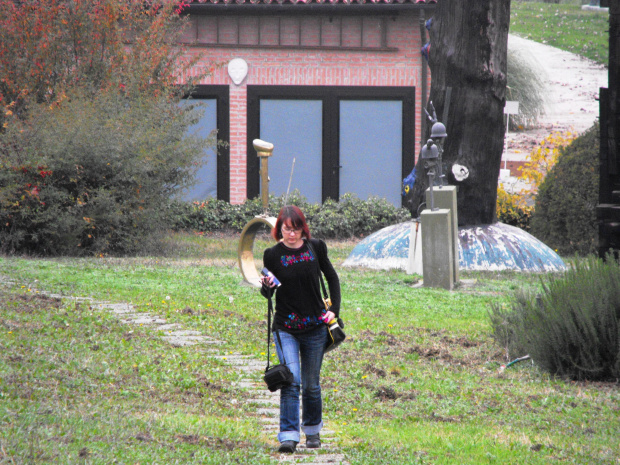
[188,0,436,5]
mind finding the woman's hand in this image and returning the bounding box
[260,275,277,288]
[323,310,336,323]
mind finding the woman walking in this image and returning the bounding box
[260,205,341,454]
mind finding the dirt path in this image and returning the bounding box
[503,34,608,166]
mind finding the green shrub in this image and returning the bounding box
[488,291,531,360]
[0,1,210,256]
[171,191,412,240]
[489,255,620,381]
[170,197,265,233]
[310,194,411,239]
[530,123,599,256]
[0,91,209,256]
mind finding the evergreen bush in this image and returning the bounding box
[170,191,412,240]
[0,1,211,256]
[0,91,208,255]
[530,123,599,256]
[489,255,620,381]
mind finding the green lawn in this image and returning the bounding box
[1,234,618,464]
[0,6,615,464]
[511,1,609,65]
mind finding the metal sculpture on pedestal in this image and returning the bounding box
[420,139,439,210]
[343,98,566,274]
[423,101,448,186]
[419,103,459,289]
[419,100,449,210]
[237,139,277,287]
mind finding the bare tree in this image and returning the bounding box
[409,0,511,226]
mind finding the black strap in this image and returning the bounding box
[305,239,331,329]
[266,295,286,371]
[306,239,329,303]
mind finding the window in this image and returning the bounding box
[247,86,415,206]
[183,15,396,51]
[181,86,230,202]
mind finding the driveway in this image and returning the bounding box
[503,34,608,169]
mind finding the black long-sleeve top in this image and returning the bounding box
[262,238,341,334]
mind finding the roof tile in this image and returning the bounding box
[190,0,436,4]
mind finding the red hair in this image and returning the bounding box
[272,205,311,241]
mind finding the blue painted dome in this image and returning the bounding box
[343,221,415,271]
[458,222,566,272]
[343,221,566,272]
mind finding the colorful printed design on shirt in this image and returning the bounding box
[280,248,315,267]
[284,309,327,330]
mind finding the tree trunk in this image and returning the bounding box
[409,0,511,226]
[596,0,620,258]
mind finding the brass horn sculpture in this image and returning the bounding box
[237,139,277,287]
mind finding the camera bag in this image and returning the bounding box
[263,295,293,392]
[325,316,346,353]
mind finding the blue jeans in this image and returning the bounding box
[273,325,327,443]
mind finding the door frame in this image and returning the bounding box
[247,85,416,205]
[188,85,230,201]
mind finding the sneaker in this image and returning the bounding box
[278,440,297,453]
[306,433,321,449]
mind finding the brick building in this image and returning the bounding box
[181,0,436,206]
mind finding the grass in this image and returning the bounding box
[1,233,618,464]
[511,1,609,65]
[1,4,615,463]
[0,284,273,463]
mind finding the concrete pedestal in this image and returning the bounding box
[421,208,454,290]
[405,220,423,275]
[426,185,459,283]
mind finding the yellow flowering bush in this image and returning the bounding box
[496,130,577,231]
[496,184,533,231]
[519,130,577,193]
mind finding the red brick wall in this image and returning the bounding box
[503,160,527,177]
[183,13,427,204]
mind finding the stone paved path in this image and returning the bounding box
[78,296,348,464]
[0,275,347,463]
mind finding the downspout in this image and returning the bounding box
[418,9,428,145]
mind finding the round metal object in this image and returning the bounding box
[253,138,274,156]
[420,139,439,159]
[238,216,277,287]
[452,163,470,181]
[430,121,447,139]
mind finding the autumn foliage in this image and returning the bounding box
[0,0,195,115]
[496,130,577,231]
[0,0,211,255]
